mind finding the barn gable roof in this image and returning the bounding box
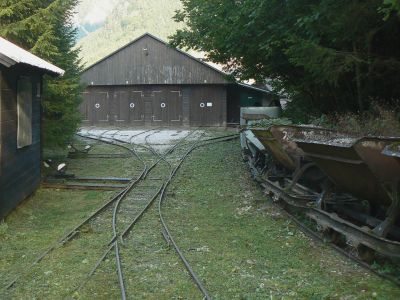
[81,33,232,85]
[0,37,64,76]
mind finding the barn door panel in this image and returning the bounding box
[93,92,109,124]
[168,90,182,125]
[80,92,90,123]
[190,88,206,126]
[113,90,129,124]
[151,90,168,124]
[204,99,216,124]
[190,87,224,126]
[129,91,145,123]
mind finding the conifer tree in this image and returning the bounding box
[0,0,83,147]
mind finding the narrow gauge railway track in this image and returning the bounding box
[242,153,400,288]
[3,129,239,299]
[3,129,149,291]
[73,130,239,299]
[74,129,204,298]
[84,129,199,299]
[157,133,240,300]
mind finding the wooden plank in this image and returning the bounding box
[0,67,43,219]
[189,85,226,126]
[168,88,183,125]
[81,34,230,86]
[41,182,126,190]
[47,176,132,182]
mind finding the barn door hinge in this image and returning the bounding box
[152,115,162,122]
[171,91,182,97]
[115,114,125,122]
[133,115,145,122]
[171,115,182,122]
[99,114,109,122]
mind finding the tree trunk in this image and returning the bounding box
[353,42,364,112]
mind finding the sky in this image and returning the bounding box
[72,0,119,26]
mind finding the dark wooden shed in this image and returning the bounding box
[80,33,273,126]
[0,37,64,218]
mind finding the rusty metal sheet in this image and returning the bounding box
[355,137,400,186]
[293,129,399,207]
[251,127,297,170]
[251,125,327,171]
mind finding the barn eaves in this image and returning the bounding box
[0,37,64,76]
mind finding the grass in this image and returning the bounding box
[43,136,145,178]
[0,130,399,299]
[163,139,400,299]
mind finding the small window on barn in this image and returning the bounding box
[17,76,33,149]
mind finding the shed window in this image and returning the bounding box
[17,77,33,148]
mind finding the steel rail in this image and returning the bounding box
[107,131,235,300]
[242,150,400,288]
[128,127,162,144]
[280,209,400,288]
[72,130,198,298]
[158,134,239,300]
[82,130,161,300]
[70,183,166,298]
[4,130,147,291]
[4,130,237,297]
[110,130,197,299]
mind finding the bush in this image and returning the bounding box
[316,103,400,136]
[0,222,8,239]
[282,95,321,124]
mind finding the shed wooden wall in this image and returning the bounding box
[81,34,230,86]
[0,65,42,218]
[80,84,227,127]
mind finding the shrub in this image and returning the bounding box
[319,103,400,136]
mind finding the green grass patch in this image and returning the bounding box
[1,130,398,299]
[163,139,400,299]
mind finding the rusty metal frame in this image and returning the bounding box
[258,176,400,258]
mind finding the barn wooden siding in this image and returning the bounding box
[81,34,230,86]
[0,65,42,218]
[80,84,227,126]
[80,33,275,127]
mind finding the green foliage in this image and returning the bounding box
[381,0,400,17]
[0,221,8,239]
[326,103,400,136]
[171,0,400,116]
[283,96,322,124]
[0,0,84,147]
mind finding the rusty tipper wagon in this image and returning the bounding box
[0,37,64,218]
[243,124,400,259]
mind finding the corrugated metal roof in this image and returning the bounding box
[237,82,272,94]
[0,37,64,75]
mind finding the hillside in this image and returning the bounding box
[74,0,183,67]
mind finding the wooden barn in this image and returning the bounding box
[80,33,275,126]
[0,37,64,218]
